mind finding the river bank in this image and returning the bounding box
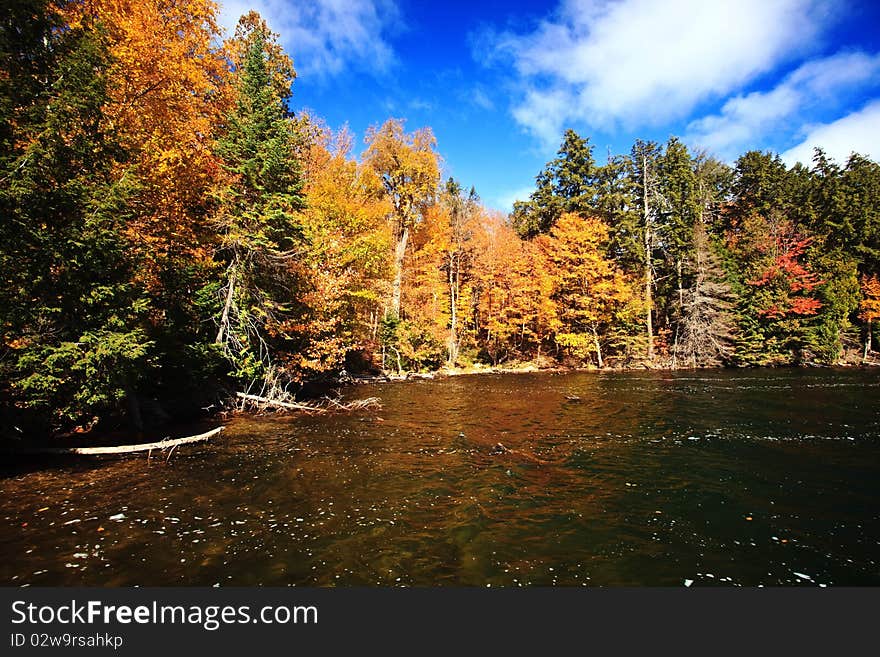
[3,355,877,451]
[350,354,880,384]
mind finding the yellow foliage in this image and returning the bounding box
[61,0,232,292]
[860,274,880,324]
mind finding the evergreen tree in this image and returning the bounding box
[0,7,152,433]
[213,15,305,392]
[511,129,599,238]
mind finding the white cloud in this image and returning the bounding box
[781,100,880,166]
[217,0,400,78]
[685,51,880,159]
[482,0,833,148]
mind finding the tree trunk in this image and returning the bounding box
[448,252,458,366]
[677,258,684,308]
[391,226,409,319]
[216,265,236,345]
[642,155,654,360]
[592,325,604,369]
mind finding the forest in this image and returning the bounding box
[2,0,880,438]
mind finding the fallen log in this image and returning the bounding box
[3,426,225,456]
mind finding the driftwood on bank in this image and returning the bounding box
[3,426,225,456]
[235,392,319,412]
[235,391,381,414]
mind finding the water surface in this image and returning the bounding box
[2,368,878,586]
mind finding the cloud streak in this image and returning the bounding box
[480,0,834,148]
[685,51,880,159]
[217,0,401,79]
[782,100,880,166]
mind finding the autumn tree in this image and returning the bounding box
[440,179,481,366]
[61,0,231,303]
[543,213,639,367]
[294,118,392,375]
[363,118,440,319]
[859,275,880,358]
[731,214,823,364]
[472,216,556,364]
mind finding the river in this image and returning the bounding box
[1,368,878,586]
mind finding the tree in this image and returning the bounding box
[363,118,439,319]
[809,149,880,273]
[61,0,231,295]
[212,15,305,392]
[544,213,638,367]
[731,214,823,364]
[628,140,664,360]
[0,7,153,432]
[677,222,735,367]
[472,216,556,364]
[657,137,699,317]
[440,179,480,366]
[859,275,880,358]
[511,129,599,238]
[294,118,392,375]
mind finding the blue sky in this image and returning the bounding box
[217,0,880,212]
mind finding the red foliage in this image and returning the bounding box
[747,236,823,318]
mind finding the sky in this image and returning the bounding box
[216,0,880,213]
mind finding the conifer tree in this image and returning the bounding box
[1,6,152,432]
[213,15,305,393]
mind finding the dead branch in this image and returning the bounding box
[235,391,382,414]
[235,391,326,412]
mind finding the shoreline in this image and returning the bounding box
[3,359,878,451]
[349,357,880,384]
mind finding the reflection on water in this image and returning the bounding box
[1,368,879,586]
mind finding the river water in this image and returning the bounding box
[1,368,878,587]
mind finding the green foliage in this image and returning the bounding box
[804,247,861,363]
[18,329,155,426]
[511,129,599,239]
[0,11,156,432]
[213,19,306,388]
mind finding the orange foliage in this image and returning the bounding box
[285,119,392,373]
[860,274,880,325]
[62,0,232,291]
[472,214,557,362]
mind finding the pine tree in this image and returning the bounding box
[1,8,153,433]
[511,129,599,238]
[212,15,305,392]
